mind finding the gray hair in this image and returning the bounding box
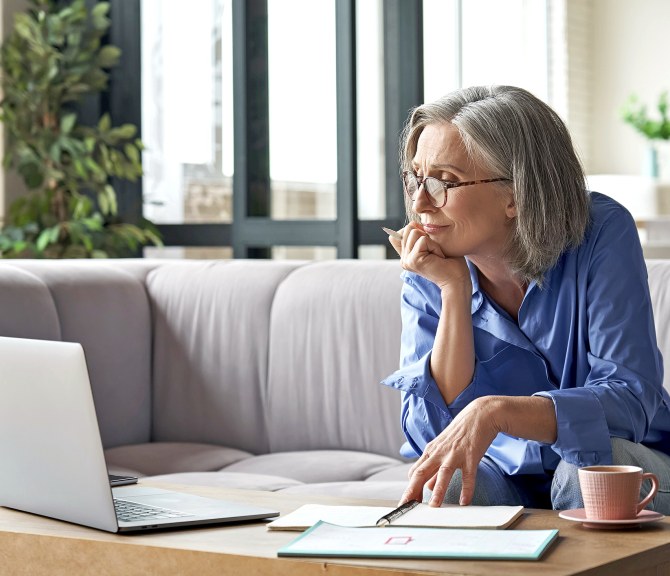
[400,85,590,285]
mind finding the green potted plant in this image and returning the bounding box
[0,0,161,258]
[621,91,670,178]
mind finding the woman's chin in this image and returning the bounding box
[438,246,464,259]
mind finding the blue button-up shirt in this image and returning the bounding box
[382,192,670,475]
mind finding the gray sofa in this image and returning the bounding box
[1,258,669,502]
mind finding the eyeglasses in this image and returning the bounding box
[401,170,511,208]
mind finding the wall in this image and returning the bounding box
[0,0,28,222]
[590,0,670,176]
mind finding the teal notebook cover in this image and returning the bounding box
[278,521,559,561]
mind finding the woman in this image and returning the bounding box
[382,85,670,512]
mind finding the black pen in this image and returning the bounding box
[375,499,420,527]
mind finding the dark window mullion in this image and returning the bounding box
[107,0,143,227]
[335,0,358,258]
[232,0,271,258]
[383,0,424,229]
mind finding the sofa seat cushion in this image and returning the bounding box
[279,480,431,502]
[365,463,414,482]
[144,471,303,492]
[277,481,411,502]
[105,442,252,476]
[222,450,403,483]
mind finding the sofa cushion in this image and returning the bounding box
[0,261,153,449]
[278,481,412,502]
[266,260,407,459]
[145,472,303,492]
[0,265,61,341]
[146,260,302,454]
[222,450,403,483]
[105,442,252,476]
[365,463,414,482]
[647,260,670,393]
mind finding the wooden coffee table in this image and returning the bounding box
[1,483,669,575]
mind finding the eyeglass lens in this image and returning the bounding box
[403,173,445,207]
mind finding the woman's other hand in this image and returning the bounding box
[399,396,501,507]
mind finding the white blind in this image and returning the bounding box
[548,0,594,171]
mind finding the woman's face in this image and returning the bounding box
[410,122,516,259]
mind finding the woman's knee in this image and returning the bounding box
[551,459,582,510]
[443,460,524,506]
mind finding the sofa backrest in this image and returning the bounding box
[646,260,670,392]
[265,260,406,459]
[1,258,669,458]
[0,261,157,449]
[145,260,302,455]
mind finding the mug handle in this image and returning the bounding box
[636,472,660,514]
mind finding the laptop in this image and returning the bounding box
[0,336,279,533]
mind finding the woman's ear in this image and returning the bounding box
[504,192,517,219]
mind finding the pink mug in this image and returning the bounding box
[578,465,659,520]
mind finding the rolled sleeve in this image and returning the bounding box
[382,351,477,411]
[382,351,480,456]
[381,351,450,456]
[380,272,479,456]
[534,388,613,466]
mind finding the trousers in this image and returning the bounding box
[440,438,670,513]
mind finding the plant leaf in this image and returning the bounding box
[60,112,77,134]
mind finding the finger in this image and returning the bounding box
[459,465,478,506]
[429,466,455,507]
[407,442,434,478]
[402,228,427,256]
[397,486,423,506]
[402,460,436,505]
[387,235,401,255]
[399,478,425,506]
[407,456,425,479]
[412,234,446,260]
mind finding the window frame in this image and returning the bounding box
[106,0,423,258]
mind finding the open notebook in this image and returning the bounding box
[267,503,524,531]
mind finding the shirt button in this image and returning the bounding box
[397,376,404,384]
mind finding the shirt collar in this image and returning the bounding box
[466,258,484,314]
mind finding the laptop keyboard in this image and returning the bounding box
[114,499,191,522]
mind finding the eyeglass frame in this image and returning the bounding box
[401,170,512,208]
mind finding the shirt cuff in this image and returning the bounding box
[381,351,447,409]
[534,388,613,466]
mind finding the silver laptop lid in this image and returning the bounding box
[0,337,118,532]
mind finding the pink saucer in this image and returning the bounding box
[559,508,664,529]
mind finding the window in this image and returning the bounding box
[141,0,234,225]
[111,0,549,260]
[423,0,549,103]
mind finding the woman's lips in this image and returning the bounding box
[422,224,448,234]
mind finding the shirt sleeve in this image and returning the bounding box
[381,273,478,457]
[534,204,665,467]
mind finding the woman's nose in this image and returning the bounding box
[412,183,436,213]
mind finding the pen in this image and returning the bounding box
[381,226,403,240]
[375,499,420,527]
